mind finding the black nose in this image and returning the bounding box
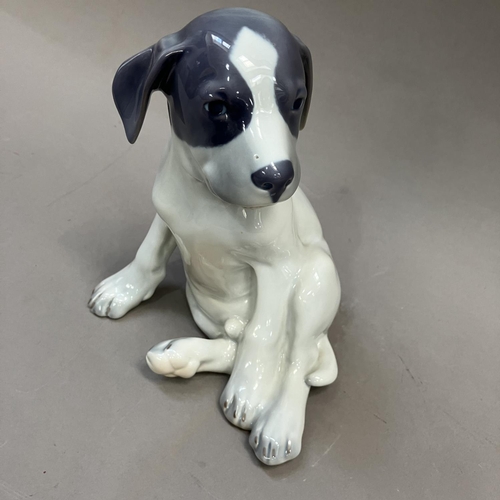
[251,160,295,203]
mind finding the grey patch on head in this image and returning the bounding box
[111,8,313,145]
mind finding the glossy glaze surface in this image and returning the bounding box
[4,0,500,495]
[89,8,340,465]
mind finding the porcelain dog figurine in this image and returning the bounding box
[88,8,341,465]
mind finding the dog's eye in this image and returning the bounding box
[204,101,228,117]
[292,98,304,110]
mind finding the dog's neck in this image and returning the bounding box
[165,132,206,185]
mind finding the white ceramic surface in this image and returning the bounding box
[89,11,340,465]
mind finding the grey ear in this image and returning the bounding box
[112,33,185,143]
[294,35,313,130]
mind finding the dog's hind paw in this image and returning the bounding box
[88,263,164,319]
[146,338,236,377]
[146,339,201,378]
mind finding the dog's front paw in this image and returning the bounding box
[220,381,262,430]
[88,263,164,319]
[249,407,304,465]
[249,382,308,465]
[220,353,283,430]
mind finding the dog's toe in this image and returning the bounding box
[89,293,113,317]
[249,415,302,466]
[88,290,121,318]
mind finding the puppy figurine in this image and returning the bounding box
[89,8,341,465]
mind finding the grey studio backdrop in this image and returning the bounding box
[0,1,499,499]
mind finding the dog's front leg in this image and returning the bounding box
[220,262,292,429]
[88,214,176,319]
[249,247,341,465]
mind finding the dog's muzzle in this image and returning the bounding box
[251,160,294,203]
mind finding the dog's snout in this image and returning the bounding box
[251,160,294,203]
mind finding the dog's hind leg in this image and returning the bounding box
[88,214,176,319]
[306,334,338,387]
[146,338,236,378]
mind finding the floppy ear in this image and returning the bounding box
[112,33,185,143]
[294,35,313,130]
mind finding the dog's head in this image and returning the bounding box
[113,8,312,207]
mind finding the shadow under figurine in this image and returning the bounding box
[89,8,341,466]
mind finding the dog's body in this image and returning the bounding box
[89,8,341,465]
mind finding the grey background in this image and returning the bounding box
[1,0,499,499]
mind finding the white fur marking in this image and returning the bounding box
[230,28,278,113]
[228,28,293,170]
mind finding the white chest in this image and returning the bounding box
[152,158,298,266]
